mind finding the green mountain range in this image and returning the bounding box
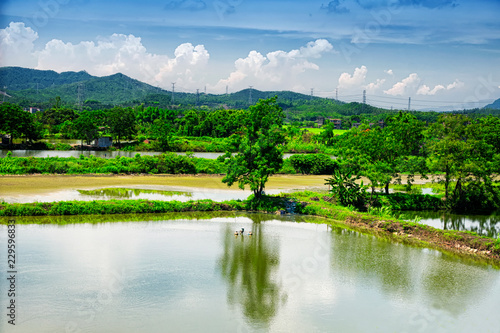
[0,67,356,116]
[0,66,336,107]
[0,67,162,106]
[3,66,497,120]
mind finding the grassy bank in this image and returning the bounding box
[1,191,499,266]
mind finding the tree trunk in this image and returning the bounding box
[444,165,450,200]
[453,178,462,202]
[384,182,389,195]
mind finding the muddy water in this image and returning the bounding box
[0,213,498,333]
[0,175,329,203]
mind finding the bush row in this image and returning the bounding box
[0,153,197,174]
[378,193,442,211]
[0,153,338,175]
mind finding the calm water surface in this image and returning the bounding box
[0,213,499,333]
[0,150,298,159]
[404,211,500,238]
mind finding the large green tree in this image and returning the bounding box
[220,97,287,198]
[73,109,106,145]
[151,108,177,150]
[106,106,137,146]
[41,106,77,134]
[426,114,500,211]
[0,102,42,144]
[330,111,426,194]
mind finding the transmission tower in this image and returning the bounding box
[362,90,366,104]
[408,97,411,111]
[171,82,176,106]
[76,82,84,112]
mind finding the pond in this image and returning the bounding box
[404,211,500,238]
[0,213,499,333]
[0,150,299,159]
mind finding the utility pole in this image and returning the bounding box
[171,82,175,106]
[408,97,411,111]
[249,86,253,105]
[196,89,200,106]
[362,89,366,113]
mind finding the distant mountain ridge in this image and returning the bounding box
[0,66,343,108]
[0,66,93,91]
[484,98,500,109]
[0,67,162,105]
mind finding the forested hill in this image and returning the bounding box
[0,66,93,90]
[1,66,345,108]
[484,98,500,110]
[0,67,162,106]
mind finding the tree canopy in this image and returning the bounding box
[220,97,287,198]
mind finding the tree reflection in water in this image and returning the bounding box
[329,226,496,316]
[218,217,285,327]
[404,211,500,238]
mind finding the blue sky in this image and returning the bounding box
[1,0,499,110]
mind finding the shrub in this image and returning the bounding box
[380,192,442,211]
[289,154,338,175]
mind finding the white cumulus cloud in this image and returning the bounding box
[417,79,464,95]
[338,65,367,89]
[365,78,386,92]
[446,79,464,90]
[0,22,38,67]
[384,73,420,96]
[214,39,334,92]
[0,21,210,90]
[384,69,393,75]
